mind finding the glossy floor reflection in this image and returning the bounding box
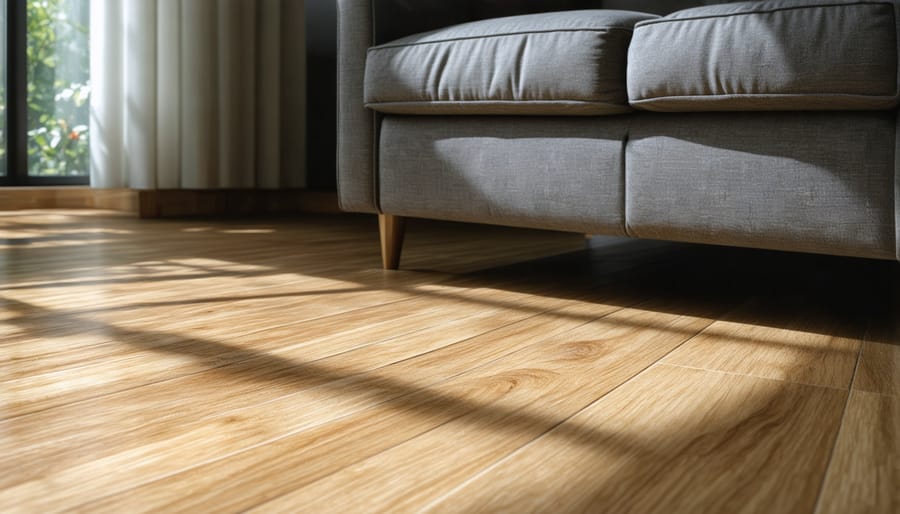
[1,210,897,513]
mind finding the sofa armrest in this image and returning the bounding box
[336,0,604,213]
[336,0,377,212]
[335,0,475,212]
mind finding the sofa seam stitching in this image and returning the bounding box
[366,100,628,105]
[630,92,900,102]
[634,1,892,29]
[369,27,636,52]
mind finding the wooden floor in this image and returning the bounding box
[1,210,897,513]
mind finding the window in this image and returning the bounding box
[1,0,7,177]
[2,0,89,186]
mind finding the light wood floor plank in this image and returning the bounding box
[854,314,900,397]
[1,279,630,504]
[0,210,894,513]
[414,364,847,514]
[0,292,640,508]
[2,294,543,471]
[6,310,594,513]
[661,300,864,389]
[3,266,597,417]
[73,300,720,513]
[816,390,900,514]
[855,341,900,397]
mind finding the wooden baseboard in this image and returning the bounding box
[136,189,341,218]
[0,187,138,213]
[0,187,341,218]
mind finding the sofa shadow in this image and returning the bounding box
[2,212,895,341]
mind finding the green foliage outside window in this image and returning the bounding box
[0,0,7,175]
[27,0,90,176]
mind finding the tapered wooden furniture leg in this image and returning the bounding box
[379,214,406,270]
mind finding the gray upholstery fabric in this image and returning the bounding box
[338,0,607,212]
[896,112,900,261]
[627,0,899,112]
[365,10,655,116]
[337,0,377,212]
[626,112,897,260]
[379,116,628,235]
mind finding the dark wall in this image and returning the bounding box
[305,0,338,190]
[373,0,603,44]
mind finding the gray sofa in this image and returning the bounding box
[337,0,900,269]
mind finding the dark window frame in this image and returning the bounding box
[2,0,89,186]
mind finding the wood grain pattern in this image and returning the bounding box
[855,341,900,397]
[661,300,864,389]
[78,299,721,514]
[5,311,595,513]
[1,287,592,489]
[816,390,899,514]
[854,312,900,397]
[239,308,723,514]
[0,210,896,513]
[416,364,847,514]
[0,188,137,212]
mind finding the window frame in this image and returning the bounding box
[2,0,89,186]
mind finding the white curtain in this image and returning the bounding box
[90,0,306,189]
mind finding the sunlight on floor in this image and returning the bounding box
[0,210,896,513]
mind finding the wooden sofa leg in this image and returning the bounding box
[379,214,406,270]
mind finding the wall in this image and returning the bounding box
[305,0,338,190]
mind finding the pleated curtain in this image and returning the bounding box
[90,0,306,189]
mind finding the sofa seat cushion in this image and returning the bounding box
[627,0,900,112]
[364,10,657,116]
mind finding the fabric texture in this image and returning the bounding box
[626,112,897,260]
[379,116,628,235]
[340,0,609,212]
[627,0,899,112]
[90,0,305,189]
[336,0,377,212]
[365,10,656,116]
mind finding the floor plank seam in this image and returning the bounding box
[846,388,899,399]
[811,321,865,514]
[299,306,523,365]
[365,285,650,374]
[7,211,892,512]
[5,284,601,473]
[0,304,506,464]
[0,291,466,422]
[660,363,852,392]
[221,301,662,512]
[66,306,611,511]
[416,314,723,513]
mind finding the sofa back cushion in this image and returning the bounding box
[627,0,899,111]
[365,10,655,116]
